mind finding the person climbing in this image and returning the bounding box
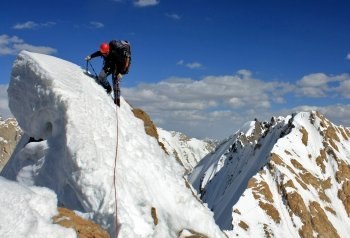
[85,40,131,106]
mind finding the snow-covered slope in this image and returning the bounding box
[0,51,226,238]
[0,176,76,238]
[157,128,216,172]
[189,111,350,238]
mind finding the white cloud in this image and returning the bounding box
[237,69,252,78]
[186,62,202,69]
[13,21,56,30]
[0,34,57,56]
[124,71,291,112]
[165,13,181,20]
[228,97,244,108]
[123,70,292,138]
[346,53,350,60]
[297,73,331,87]
[89,21,104,29]
[13,21,37,29]
[296,73,349,98]
[177,60,184,65]
[13,43,57,55]
[177,60,203,69]
[0,35,23,55]
[337,79,350,98]
[133,0,159,7]
[123,70,350,139]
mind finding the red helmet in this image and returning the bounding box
[99,43,110,54]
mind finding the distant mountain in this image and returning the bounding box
[0,118,22,171]
[188,111,350,238]
[157,128,216,172]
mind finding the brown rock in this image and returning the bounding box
[0,118,22,170]
[259,201,281,223]
[132,108,167,154]
[309,201,340,238]
[316,149,327,173]
[238,220,249,231]
[325,126,340,152]
[339,127,349,140]
[285,191,313,238]
[338,180,350,216]
[300,127,308,146]
[132,108,158,139]
[335,159,350,183]
[151,207,158,225]
[53,207,110,238]
[178,229,210,238]
[249,175,281,223]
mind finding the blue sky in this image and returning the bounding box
[1,0,350,139]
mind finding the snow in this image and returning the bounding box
[0,177,76,238]
[0,51,225,238]
[157,128,213,171]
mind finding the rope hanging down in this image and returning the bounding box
[85,61,120,237]
[113,102,120,238]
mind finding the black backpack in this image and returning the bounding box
[109,40,131,74]
[109,40,131,57]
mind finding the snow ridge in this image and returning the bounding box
[157,128,215,172]
[1,51,225,238]
[189,111,350,238]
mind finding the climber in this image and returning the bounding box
[85,40,131,106]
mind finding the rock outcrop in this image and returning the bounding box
[0,118,22,171]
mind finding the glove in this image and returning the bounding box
[85,55,91,61]
[117,73,123,81]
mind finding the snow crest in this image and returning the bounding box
[1,51,225,238]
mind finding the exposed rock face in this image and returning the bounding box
[178,229,210,238]
[132,108,159,140]
[189,111,350,237]
[53,207,110,238]
[248,177,281,224]
[132,108,168,153]
[0,118,22,171]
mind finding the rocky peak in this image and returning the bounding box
[189,111,350,237]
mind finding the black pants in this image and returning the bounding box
[113,77,121,106]
[99,67,122,106]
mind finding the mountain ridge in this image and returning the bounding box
[188,111,350,237]
[158,127,216,173]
